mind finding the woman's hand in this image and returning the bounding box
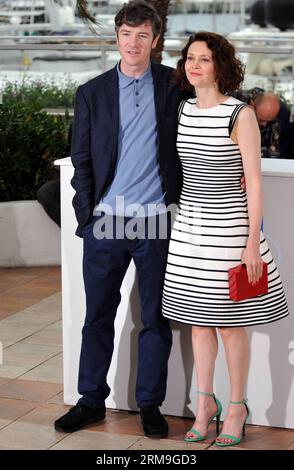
[241,244,263,285]
[240,175,246,192]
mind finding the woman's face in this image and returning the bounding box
[184,41,216,89]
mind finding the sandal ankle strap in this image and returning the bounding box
[229,398,248,405]
[197,390,215,397]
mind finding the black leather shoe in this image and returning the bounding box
[140,406,168,438]
[54,403,105,433]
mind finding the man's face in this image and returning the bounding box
[117,22,159,71]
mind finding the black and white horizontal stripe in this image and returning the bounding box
[162,96,289,327]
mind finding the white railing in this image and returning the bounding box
[0,35,293,102]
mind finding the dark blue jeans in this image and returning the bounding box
[78,214,172,409]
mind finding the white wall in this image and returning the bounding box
[0,200,61,267]
[57,157,294,429]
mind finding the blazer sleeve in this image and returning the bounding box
[70,86,95,237]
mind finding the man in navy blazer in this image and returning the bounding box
[55,1,183,438]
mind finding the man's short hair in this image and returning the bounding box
[114,1,162,38]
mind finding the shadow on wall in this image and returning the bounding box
[248,320,294,427]
[113,274,140,411]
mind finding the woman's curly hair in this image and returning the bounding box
[175,31,245,95]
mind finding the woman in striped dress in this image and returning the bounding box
[162,32,289,446]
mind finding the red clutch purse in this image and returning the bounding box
[228,262,268,302]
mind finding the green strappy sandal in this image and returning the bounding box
[184,391,223,442]
[215,398,250,447]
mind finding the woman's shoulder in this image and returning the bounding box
[227,96,253,123]
[227,96,247,107]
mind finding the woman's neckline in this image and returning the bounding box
[193,96,232,110]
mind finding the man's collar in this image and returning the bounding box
[116,62,152,88]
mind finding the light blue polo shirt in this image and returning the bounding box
[95,62,166,218]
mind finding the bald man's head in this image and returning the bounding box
[252,92,281,127]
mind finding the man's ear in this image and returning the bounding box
[152,34,160,49]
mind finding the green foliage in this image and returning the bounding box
[2,77,77,109]
[0,78,76,201]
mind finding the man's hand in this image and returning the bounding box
[240,175,246,192]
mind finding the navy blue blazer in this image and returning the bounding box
[71,62,184,237]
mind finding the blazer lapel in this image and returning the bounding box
[151,62,166,131]
[105,66,119,138]
[104,66,119,168]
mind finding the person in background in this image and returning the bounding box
[37,122,72,227]
[37,179,61,226]
[234,87,293,158]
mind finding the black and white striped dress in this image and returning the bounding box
[162,96,289,327]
